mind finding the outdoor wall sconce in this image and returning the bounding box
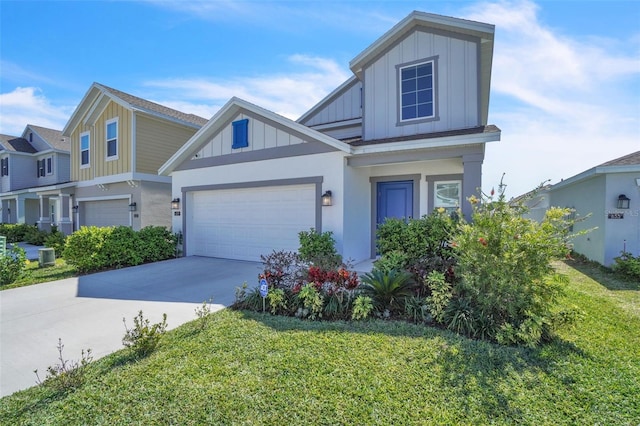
[636,178,640,187]
[128,202,137,212]
[617,194,630,209]
[171,198,180,210]
[321,190,333,206]
[72,205,79,213]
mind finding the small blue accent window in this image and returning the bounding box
[400,61,434,121]
[232,119,249,149]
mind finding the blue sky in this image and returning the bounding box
[1,0,638,196]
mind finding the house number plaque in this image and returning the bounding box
[608,213,624,219]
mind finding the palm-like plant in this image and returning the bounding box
[358,269,414,313]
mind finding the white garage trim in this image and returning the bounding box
[182,177,323,260]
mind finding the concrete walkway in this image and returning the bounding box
[0,256,262,397]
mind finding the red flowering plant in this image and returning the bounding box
[259,250,306,290]
[307,264,359,295]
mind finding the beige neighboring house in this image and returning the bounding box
[60,82,207,232]
[1,125,71,229]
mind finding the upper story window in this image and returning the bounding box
[80,131,90,168]
[0,157,8,176]
[398,58,436,123]
[29,132,33,143]
[46,156,53,175]
[232,118,249,149]
[106,118,118,159]
[37,159,45,177]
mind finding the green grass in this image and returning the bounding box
[1,262,638,425]
[1,259,78,290]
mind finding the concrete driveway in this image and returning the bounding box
[0,256,262,397]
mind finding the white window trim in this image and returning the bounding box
[397,57,438,125]
[106,118,119,161]
[80,131,90,169]
[433,180,462,210]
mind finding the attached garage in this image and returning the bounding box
[188,184,317,261]
[82,199,130,228]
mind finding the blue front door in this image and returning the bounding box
[377,180,413,225]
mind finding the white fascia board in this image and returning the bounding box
[75,172,171,187]
[159,97,352,176]
[551,164,640,191]
[297,75,359,123]
[62,84,102,136]
[1,151,33,157]
[28,182,77,194]
[351,129,500,155]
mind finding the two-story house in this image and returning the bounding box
[61,83,208,232]
[0,125,71,228]
[159,11,501,263]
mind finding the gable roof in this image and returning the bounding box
[599,151,640,167]
[62,82,208,136]
[159,97,353,176]
[25,125,70,152]
[0,134,37,153]
[349,10,495,126]
[297,75,360,124]
[552,151,640,190]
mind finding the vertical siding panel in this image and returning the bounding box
[264,124,277,149]
[252,118,265,150]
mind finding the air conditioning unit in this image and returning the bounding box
[38,248,56,267]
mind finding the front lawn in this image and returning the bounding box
[1,261,638,425]
[1,259,78,290]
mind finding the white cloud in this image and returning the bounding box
[0,87,72,135]
[145,55,350,120]
[463,0,640,196]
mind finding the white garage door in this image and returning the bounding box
[189,184,316,261]
[82,199,130,228]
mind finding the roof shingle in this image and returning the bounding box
[96,83,209,127]
[0,135,37,153]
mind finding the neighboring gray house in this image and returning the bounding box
[0,125,71,227]
[160,11,501,263]
[524,151,640,267]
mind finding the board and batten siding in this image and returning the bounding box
[363,29,479,141]
[194,113,308,160]
[135,114,199,175]
[71,101,132,181]
[302,80,363,127]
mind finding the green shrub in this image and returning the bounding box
[63,226,110,273]
[298,228,341,266]
[450,181,579,346]
[63,226,177,273]
[351,295,374,320]
[613,251,640,280]
[45,229,67,258]
[267,288,287,315]
[296,283,324,320]
[138,226,177,262]
[0,244,27,286]
[0,223,33,243]
[425,271,451,323]
[404,296,431,324]
[102,226,143,268]
[323,290,353,320]
[376,211,456,264]
[358,269,414,314]
[24,225,48,246]
[122,311,168,357]
[373,250,409,275]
